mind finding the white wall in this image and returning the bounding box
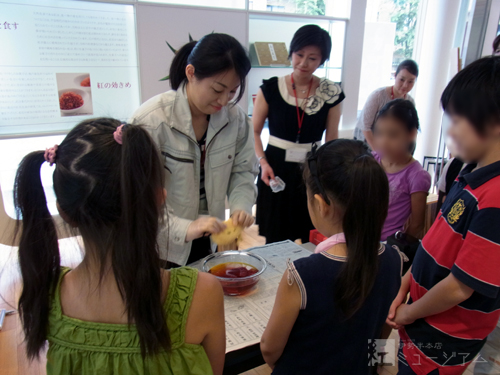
[412,0,462,164]
[341,0,368,130]
[136,4,248,104]
[357,22,396,110]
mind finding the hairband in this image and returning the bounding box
[44,145,58,166]
[113,124,125,145]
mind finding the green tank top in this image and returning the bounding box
[46,266,213,375]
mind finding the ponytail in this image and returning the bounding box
[169,40,197,90]
[336,154,389,318]
[114,124,170,355]
[167,33,250,103]
[14,151,60,359]
[304,140,389,319]
[13,118,170,359]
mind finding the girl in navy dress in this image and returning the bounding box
[261,139,402,374]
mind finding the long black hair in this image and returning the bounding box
[289,24,332,65]
[303,139,389,319]
[169,33,251,103]
[14,118,169,359]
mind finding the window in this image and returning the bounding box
[358,0,421,110]
[251,0,351,18]
[138,0,246,9]
[267,5,286,11]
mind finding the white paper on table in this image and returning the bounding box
[190,240,312,352]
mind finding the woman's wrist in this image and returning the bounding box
[258,156,267,165]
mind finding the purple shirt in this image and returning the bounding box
[373,152,431,240]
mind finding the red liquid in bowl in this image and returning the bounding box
[209,262,260,296]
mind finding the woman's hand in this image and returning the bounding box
[232,210,254,228]
[186,217,226,243]
[260,159,275,187]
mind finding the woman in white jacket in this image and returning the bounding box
[130,33,258,266]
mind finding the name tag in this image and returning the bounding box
[285,148,308,163]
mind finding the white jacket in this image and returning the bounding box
[130,85,259,265]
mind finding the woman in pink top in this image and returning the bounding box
[372,99,431,240]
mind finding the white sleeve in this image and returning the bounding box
[437,158,454,193]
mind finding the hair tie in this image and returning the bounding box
[114,124,125,145]
[44,145,58,166]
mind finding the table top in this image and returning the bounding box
[190,240,314,353]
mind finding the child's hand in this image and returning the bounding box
[386,292,407,329]
[393,304,416,327]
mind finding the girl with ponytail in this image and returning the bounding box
[261,139,402,374]
[130,33,258,266]
[14,118,225,375]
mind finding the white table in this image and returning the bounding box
[189,240,315,374]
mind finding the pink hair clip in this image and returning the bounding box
[114,124,125,145]
[44,145,58,166]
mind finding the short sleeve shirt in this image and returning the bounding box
[400,161,500,374]
[372,152,431,240]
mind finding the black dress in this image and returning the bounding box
[256,76,345,243]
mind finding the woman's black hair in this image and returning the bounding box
[169,33,251,103]
[14,118,169,359]
[289,24,332,65]
[396,59,419,77]
[493,34,500,53]
[441,56,500,135]
[303,139,389,319]
[373,99,420,132]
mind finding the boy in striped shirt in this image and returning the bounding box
[386,56,500,375]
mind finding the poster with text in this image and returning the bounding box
[0,0,141,135]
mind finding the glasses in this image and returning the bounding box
[307,143,331,205]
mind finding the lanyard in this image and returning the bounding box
[391,86,407,100]
[291,73,313,143]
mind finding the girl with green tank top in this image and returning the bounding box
[13,118,225,374]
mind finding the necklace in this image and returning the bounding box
[292,74,313,95]
[391,86,407,100]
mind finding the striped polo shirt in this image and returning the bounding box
[399,161,500,375]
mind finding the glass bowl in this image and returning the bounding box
[202,251,267,296]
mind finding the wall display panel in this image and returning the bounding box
[0,0,141,136]
[136,4,248,103]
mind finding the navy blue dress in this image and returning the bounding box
[273,244,402,375]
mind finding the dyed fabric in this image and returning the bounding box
[46,267,213,375]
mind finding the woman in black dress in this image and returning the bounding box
[254,25,345,244]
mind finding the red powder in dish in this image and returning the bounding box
[80,77,90,87]
[59,92,83,110]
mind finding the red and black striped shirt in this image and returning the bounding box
[400,161,500,375]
